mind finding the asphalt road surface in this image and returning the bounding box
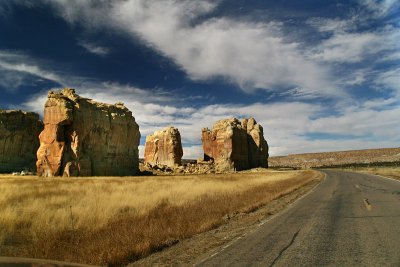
[198,170,400,267]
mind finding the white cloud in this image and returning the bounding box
[0,51,64,89]
[138,145,145,158]
[309,107,400,139]
[379,51,400,62]
[78,41,110,56]
[183,145,203,160]
[342,69,368,86]
[374,67,400,93]
[359,0,399,18]
[0,69,26,91]
[308,3,400,64]
[0,62,62,83]
[36,0,339,97]
[311,32,384,63]
[22,92,47,115]
[307,17,356,34]
[361,98,399,109]
[22,87,400,158]
[3,1,399,159]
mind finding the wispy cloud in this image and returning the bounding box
[19,72,400,158]
[31,0,340,97]
[0,50,63,90]
[358,0,400,19]
[78,41,110,56]
[2,1,399,159]
[0,62,62,82]
[311,32,383,63]
[374,67,400,94]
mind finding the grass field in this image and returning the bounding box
[346,167,400,180]
[0,170,321,266]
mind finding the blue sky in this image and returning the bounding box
[0,0,399,158]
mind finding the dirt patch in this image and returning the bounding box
[129,171,324,266]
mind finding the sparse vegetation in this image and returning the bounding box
[345,167,400,180]
[0,170,321,266]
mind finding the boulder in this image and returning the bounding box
[36,88,140,177]
[202,118,268,172]
[0,110,43,173]
[144,127,183,168]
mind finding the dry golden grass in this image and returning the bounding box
[0,170,320,266]
[347,167,400,180]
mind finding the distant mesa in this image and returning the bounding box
[0,110,43,173]
[144,126,183,168]
[36,88,141,177]
[269,148,400,169]
[202,117,269,172]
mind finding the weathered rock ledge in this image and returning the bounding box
[202,118,269,172]
[144,127,183,168]
[36,88,140,177]
[0,110,43,173]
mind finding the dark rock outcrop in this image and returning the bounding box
[0,110,43,173]
[36,88,140,177]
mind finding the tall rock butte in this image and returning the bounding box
[144,127,183,168]
[202,118,269,172]
[36,88,140,177]
[0,110,43,173]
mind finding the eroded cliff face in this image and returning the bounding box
[144,127,183,168]
[36,88,140,177]
[0,110,43,173]
[242,118,269,169]
[202,118,268,172]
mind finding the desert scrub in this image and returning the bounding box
[0,170,321,266]
[346,167,400,180]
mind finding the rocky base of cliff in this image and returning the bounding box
[139,158,269,175]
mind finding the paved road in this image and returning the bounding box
[198,170,400,267]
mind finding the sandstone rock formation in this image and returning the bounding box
[202,118,269,172]
[144,127,183,168]
[36,88,140,177]
[0,110,43,173]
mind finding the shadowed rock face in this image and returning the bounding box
[202,118,269,172]
[0,110,43,173]
[36,88,140,177]
[144,127,183,168]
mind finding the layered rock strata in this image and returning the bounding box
[202,118,269,172]
[0,110,43,173]
[144,127,183,168]
[36,88,140,177]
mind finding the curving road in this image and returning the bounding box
[198,170,400,266]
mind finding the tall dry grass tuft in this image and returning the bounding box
[0,170,321,266]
